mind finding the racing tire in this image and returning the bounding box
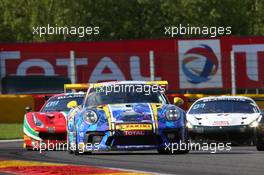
[256,144,264,151]
[157,148,171,154]
[72,123,81,155]
[72,124,92,155]
[74,146,80,155]
[157,148,189,154]
[84,151,92,155]
[74,132,81,155]
[25,147,33,151]
[25,144,35,151]
[67,133,73,154]
[173,149,189,154]
[73,131,89,155]
[74,142,93,155]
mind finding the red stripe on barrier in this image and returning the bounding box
[0,165,126,175]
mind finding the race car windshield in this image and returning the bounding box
[41,95,84,112]
[85,86,168,106]
[189,100,259,114]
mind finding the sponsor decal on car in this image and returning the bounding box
[212,121,230,126]
[123,130,146,136]
[115,124,152,131]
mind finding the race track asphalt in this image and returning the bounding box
[0,141,263,175]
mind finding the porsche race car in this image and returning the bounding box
[23,92,85,150]
[187,96,261,145]
[67,81,189,154]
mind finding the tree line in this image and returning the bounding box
[0,0,263,42]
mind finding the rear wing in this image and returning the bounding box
[146,81,168,90]
[145,81,168,86]
[64,83,89,92]
[63,83,106,92]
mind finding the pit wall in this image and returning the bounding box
[0,94,263,123]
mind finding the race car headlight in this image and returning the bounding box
[32,114,44,128]
[249,121,259,128]
[83,110,98,124]
[257,115,263,122]
[165,108,180,121]
[249,116,262,128]
[186,121,193,129]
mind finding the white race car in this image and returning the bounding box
[186,96,261,145]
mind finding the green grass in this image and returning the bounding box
[0,123,23,139]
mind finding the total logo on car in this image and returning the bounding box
[186,96,262,145]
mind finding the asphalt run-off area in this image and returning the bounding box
[0,141,263,175]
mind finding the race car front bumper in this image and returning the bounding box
[78,127,188,151]
[188,125,256,144]
[23,125,67,149]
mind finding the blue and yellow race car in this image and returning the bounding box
[66,81,189,154]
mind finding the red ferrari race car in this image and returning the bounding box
[23,92,85,150]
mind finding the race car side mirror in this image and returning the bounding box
[25,106,32,113]
[173,97,184,106]
[44,95,51,101]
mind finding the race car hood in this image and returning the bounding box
[187,113,260,126]
[79,103,185,133]
[27,111,67,128]
[107,103,154,123]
